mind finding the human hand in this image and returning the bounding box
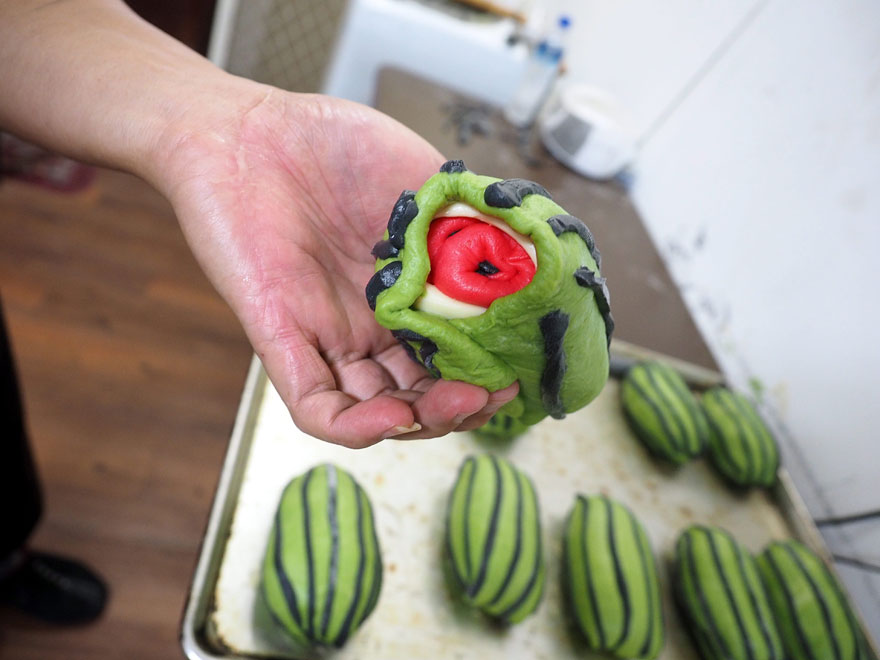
[151,83,518,448]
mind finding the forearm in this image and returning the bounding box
[0,0,259,186]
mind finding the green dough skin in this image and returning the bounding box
[370,164,610,436]
[261,464,382,649]
[621,361,709,464]
[756,540,868,660]
[445,454,545,623]
[562,494,664,659]
[701,387,779,487]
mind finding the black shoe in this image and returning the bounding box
[0,551,108,625]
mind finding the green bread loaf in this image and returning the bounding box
[366,159,612,437]
[621,361,708,464]
[673,525,784,660]
[445,454,545,623]
[701,387,780,487]
[757,540,868,660]
[261,464,382,648]
[562,494,664,660]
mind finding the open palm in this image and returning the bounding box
[157,87,516,447]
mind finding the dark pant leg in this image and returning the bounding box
[0,298,43,558]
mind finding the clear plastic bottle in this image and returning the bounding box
[503,15,571,128]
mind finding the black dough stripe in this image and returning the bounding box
[365,261,403,311]
[730,395,769,480]
[692,623,723,660]
[273,507,303,628]
[734,543,777,658]
[548,214,602,269]
[708,531,755,660]
[321,466,339,640]
[766,550,817,660]
[444,464,462,582]
[539,310,570,419]
[633,514,657,657]
[706,414,745,480]
[418,339,439,377]
[387,190,418,249]
[574,266,615,345]
[370,239,399,260]
[660,368,704,452]
[484,178,552,209]
[487,466,524,607]
[360,496,383,629]
[626,377,681,455]
[642,366,689,452]
[823,559,863,660]
[716,392,758,481]
[334,483,366,647]
[686,531,732,659]
[573,267,611,314]
[463,457,477,581]
[391,329,433,371]
[622,405,667,456]
[606,497,633,650]
[733,394,775,482]
[785,544,844,660]
[497,480,543,622]
[302,470,317,640]
[583,497,607,648]
[440,159,468,173]
[469,455,504,598]
[391,328,429,342]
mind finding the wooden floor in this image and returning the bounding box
[0,169,253,658]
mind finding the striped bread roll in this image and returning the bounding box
[445,454,545,623]
[261,464,382,648]
[562,494,664,660]
[757,540,869,660]
[621,360,708,464]
[701,387,780,487]
[674,525,784,660]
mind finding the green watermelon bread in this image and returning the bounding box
[701,387,780,487]
[757,539,869,660]
[673,525,784,660]
[562,494,664,659]
[366,160,612,437]
[261,464,382,648]
[620,360,708,464]
[445,453,545,623]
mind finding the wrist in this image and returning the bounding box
[134,72,274,193]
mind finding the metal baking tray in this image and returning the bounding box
[181,341,878,659]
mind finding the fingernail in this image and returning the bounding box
[481,400,508,418]
[451,412,470,426]
[382,423,422,439]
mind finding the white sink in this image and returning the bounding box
[322,0,528,107]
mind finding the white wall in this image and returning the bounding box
[551,0,880,637]
[554,0,764,140]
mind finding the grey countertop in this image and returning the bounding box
[375,67,716,370]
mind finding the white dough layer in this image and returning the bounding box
[415,283,487,318]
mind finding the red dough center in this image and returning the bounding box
[426,216,535,308]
